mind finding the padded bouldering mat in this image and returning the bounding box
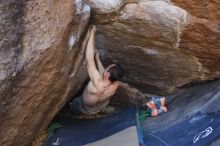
[44,106,138,146]
[84,126,139,146]
[143,111,220,146]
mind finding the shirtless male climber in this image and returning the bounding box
[69,25,167,116]
[69,26,124,115]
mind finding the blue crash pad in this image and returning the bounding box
[144,111,220,146]
[45,106,137,146]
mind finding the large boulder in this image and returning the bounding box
[0,0,90,145]
[85,0,220,95]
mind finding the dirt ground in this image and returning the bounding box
[31,130,47,146]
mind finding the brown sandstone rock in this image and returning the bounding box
[171,0,220,20]
[171,0,220,79]
[0,0,90,145]
[85,0,220,94]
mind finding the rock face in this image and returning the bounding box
[0,0,90,145]
[85,0,220,94]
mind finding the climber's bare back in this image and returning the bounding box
[82,79,119,106]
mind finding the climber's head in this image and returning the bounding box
[103,63,124,82]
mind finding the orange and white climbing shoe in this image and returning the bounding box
[145,96,168,117]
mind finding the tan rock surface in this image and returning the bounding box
[171,0,220,20]
[85,0,220,94]
[0,0,90,145]
[171,0,220,79]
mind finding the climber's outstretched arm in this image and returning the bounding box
[95,49,105,74]
[86,26,102,86]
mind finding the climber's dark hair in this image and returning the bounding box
[108,63,124,82]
